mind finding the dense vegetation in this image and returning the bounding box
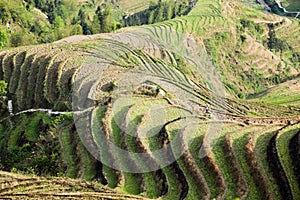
[0,0,299,199]
[0,0,196,49]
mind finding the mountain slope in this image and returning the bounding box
[0,0,299,199]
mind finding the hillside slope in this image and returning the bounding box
[0,0,299,199]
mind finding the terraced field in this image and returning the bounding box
[119,0,158,13]
[0,171,150,199]
[0,0,299,199]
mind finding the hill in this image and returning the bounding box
[0,0,193,48]
[0,0,299,199]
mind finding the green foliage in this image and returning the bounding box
[0,29,7,49]
[61,127,77,178]
[10,31,37,47]
[0,113,63,176]
[0,80,7,96]
[264,0,284,14]
[266,24,289,53]
[0,2,11,24]
[96,4,113,33]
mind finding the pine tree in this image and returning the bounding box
[78,8,91,35]
[96,4,112,33]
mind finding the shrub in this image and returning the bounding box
[0,80,7,95]
[0,29,7,49]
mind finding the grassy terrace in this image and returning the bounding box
[212,125,246,199]
[276,124,300,199]
[123,98,170,198]
[247,125,281,199]
[231,125,266,199]
[249,77,300,109]
[60,126,78,178]
[119,0,158,13]
[0,0,299,199]
[92,107,119,188]
[107,97,143,195]
[188,122,218,198]
[255,128,283,199]
[161,108,200,199]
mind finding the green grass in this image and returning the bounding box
[161,166,183,200]
[280,0,300,11]
[186,122,220,199]
[60,126,77,178]
[176,158,203,200]
[77,140,95,181]
[231,126,265,199]
[276,124,300,199]
[25,113,51,142]
[7,116,29,151]
[139,113,190,199]
[123,99,170,198]
[211,125,243,199]
[109,97,142,195]
[255,129,282,199]
[249,77,300,108]
[92,106,119,188]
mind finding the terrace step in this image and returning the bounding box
[276,124,300,198]
[245,126,280,200]
[289,130,300,187]
[267,126,294,200]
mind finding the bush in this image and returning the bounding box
[0,80,7,95]
[0,29,7,49]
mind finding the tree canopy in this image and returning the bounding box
[0,81,7,96]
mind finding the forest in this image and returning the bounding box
[0,0,195,48]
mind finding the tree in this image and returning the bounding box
[267,25,276,50]
[0,29,7,49]
[0,80,7,96]
[53,16,64,29]
[53,16,65,40]
[78,8,91,35]
[0,3,11,24]
[91,15,101,34]
[96,4,112,33]
[70,24,83,35]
